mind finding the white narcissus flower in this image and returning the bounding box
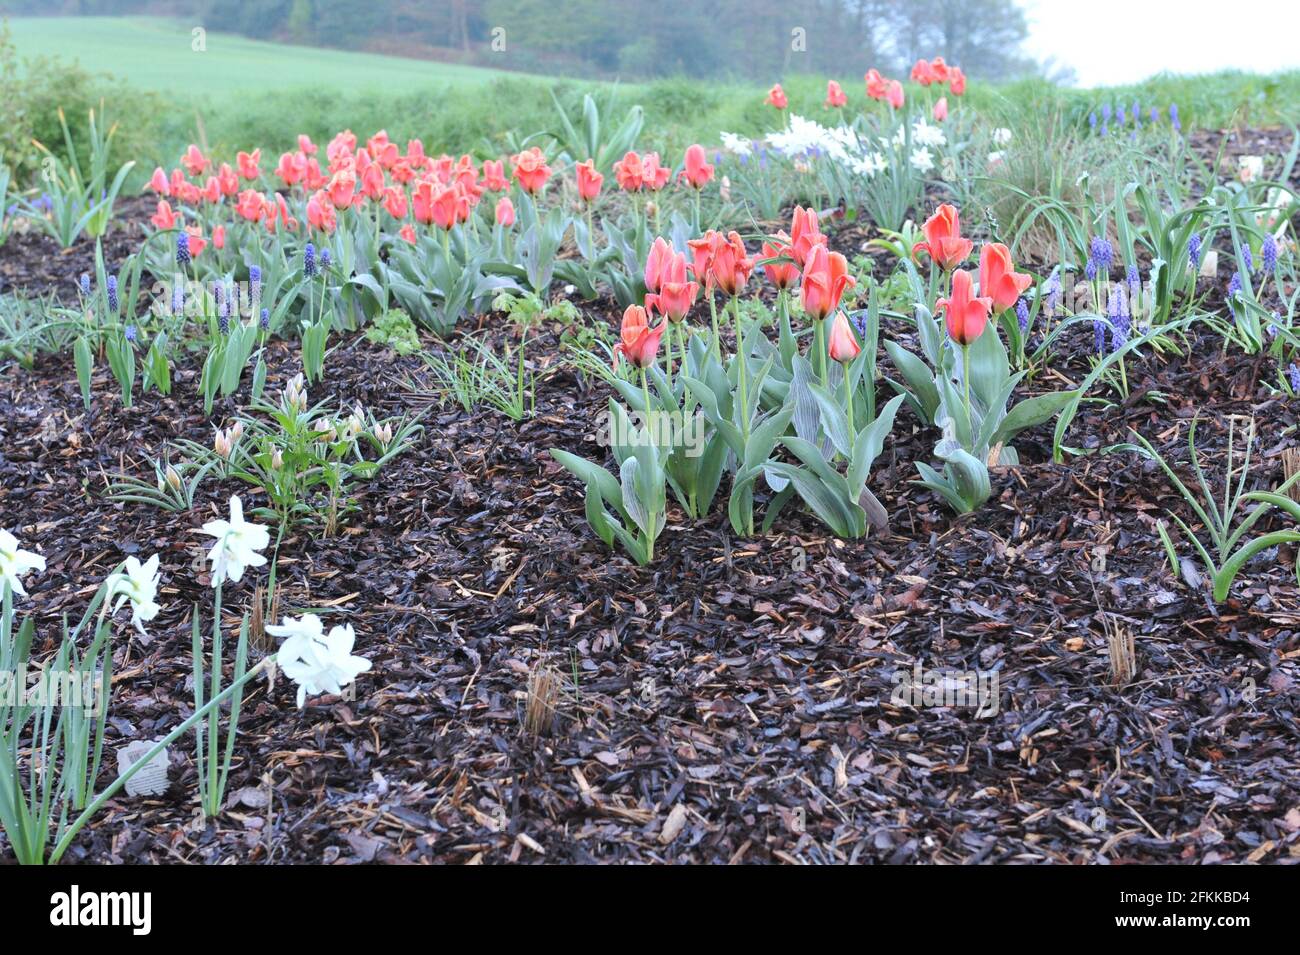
[199,495,269,587]
[992,127,1012,146]
[105,554,162,634]
[0,529,45,598]
[272,617,372,708]
[910,147,935,174]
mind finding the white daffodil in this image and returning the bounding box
[0,529,45,599]
[992,127,1013,146]
[199,495,269,587]
[273,618,372,708]
[910,147,935,174]
[105,554,162,634]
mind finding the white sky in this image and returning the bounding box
[1021,0,1300,87]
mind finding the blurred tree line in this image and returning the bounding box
[1,0,1042,80]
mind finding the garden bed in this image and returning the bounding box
[4,236,1299,864]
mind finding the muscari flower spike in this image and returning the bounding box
[1093,316,1108,354]
[1188,233,1203,268]
[260,307,270,331]
[171,280,184,316]
[1015,298,1029,335]
[1262,234,1278,273]
[304,242,317,278]
[79,273,91,296]
[320,248,331,271]
[124,324,137,342]
[106,275,119,312]
[1289,363,1300,393]
[1240,245,1253,273]
[1089,236,1113,271]
[1170,104,1181,131]
[1109,285,1131,351]
[176,231,191,267]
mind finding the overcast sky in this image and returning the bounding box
[1021,0,1300,87]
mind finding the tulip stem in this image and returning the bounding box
[708,294,721,363]
[962,343,972,429]
[732,295,750,443]
[815,317,828,385]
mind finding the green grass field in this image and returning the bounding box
[6,15,1298,178]
[8,16,508,94]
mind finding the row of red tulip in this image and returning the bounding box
[766,56,966,115]
[144,133,718,250]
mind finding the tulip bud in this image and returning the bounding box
[165,465,183,491]
[271,447,283,470]
[376,423,393,446]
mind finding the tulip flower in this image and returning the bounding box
[236,149,261,180]
[761,232,800,290]
[148,166,170,196]
[978,243,1033,315]
[183,225,207,258]
[272,617,372,709]
[789,206,827,269]
[495,195,515,227]
[933,96,949,122]
[429,184,469,230]
[326,167,357,209]
[105,554,161,635]
[200,177,221,204]
[613,151,643,192]
[236,189,265,222]
[913,204,973,271]
[825,80,848,109]
[910,59,936,86]
[640,153,671,191]
[0,528,45,599]
[182,143,209,177]
[383,185,408,219]
[200,495,269,588]
[644,237,676,293]
[399,224,417,244]
[575,159,603,201]
[482,159,510,192]
[827,310,861,363]
[297,134,317,155]
[709,231,754,297]
[937,269,993,347]
[886,80,904,110]
[306,191,337,233]
[800,245,855,322]
[150,200,177,230]
[687,235,717,291]
[679,145,713,190]
[612,305,667,371]
[645,252,698,324]
[212,224,226,250]
[765,83,788,110]
[865,69,888,101]
[275,151,306,187]
[949,67,966,96]
[930,57,950,83]
[511,147,552,194]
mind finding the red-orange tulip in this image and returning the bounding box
[937,269,993,346]
[761,232,800,290]
[613,305,667,370]
[765,83,788,110]
[800,245,855,322]
[913,204,974,271]
[575,159,603,202]
[865,69,888,101]
[613,151,643,192]
[978,243,1033,315]
[511,147,552,195]
[949,67,966,96]
[886,80,904,110]
[910,59,936,86]
[709,231,754,297]
[933,96,949,122]
[495,196,515,227]
[825,80,848,109]
[789,206,827,269]
[827,310,861,363]
[680,144,714,189]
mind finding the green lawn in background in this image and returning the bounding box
[8,15,510,95]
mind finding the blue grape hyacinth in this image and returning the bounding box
[304,242,317,278]
[176,231,191,267]
[1262,234,1278,273]
[106,275,119,312]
